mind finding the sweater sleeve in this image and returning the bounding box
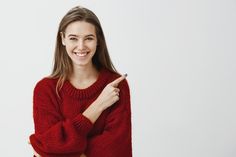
[85,79,132,157]
[29,79,93,157]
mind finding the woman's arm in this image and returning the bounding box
[29,79,93,156]
[82,75,126,123]
[84,79,132,157]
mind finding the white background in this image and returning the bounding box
[0,0,235,157]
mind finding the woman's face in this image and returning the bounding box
[61,21,98,67]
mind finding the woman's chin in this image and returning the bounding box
[73,61,92,68]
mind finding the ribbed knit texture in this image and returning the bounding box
[29,68,132,157]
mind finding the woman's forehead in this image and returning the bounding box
[65,21,96,36]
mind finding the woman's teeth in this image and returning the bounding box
[74,52,88,57]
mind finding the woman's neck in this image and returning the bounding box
[69,63,100,89]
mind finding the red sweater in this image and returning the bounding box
[29,68,132,157]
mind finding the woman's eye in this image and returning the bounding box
[69,38,77,41]
[85,37,93,41]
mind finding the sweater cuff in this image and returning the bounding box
[72,114,93,135]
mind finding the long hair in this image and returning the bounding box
[49,6,118,95]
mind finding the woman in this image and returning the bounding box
[29,6,132,157]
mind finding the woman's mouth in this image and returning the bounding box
[73,52,89,57]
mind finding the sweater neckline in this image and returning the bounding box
[62,68,109,99]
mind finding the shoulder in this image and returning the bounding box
[104,68,129,85]
[33,77,61,111]
[103,68,130,93]
[108,69,129,89]
[107,70,131,113]
[34,77,58,94]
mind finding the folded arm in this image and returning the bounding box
[30,80,93,156]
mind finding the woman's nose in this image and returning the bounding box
[77,39,85,50]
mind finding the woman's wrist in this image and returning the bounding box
[82,100,104,123]
[93,99,105,112]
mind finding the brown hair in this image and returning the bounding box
[49,6,118,95]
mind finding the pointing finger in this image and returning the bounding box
[110,74,127,87]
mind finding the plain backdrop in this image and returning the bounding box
[0,0,235,157]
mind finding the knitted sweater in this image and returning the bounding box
[29,68,132,157]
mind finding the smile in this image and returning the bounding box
[73,52,89,57]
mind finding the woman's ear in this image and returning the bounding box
[60,32,66,46]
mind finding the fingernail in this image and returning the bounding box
[124,73,128,77]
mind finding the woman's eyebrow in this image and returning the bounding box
[68,34,95,37]
[85,34,95,37]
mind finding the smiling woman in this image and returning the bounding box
[28,6,132,157]
[61,21,97,67]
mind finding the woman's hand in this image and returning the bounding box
[83,74,127,123]
[95,74,127,111]
[28,140,41,157]
[33,150,41,157]
[80,154,87,157]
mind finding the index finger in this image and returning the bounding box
[110,74,127,87]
